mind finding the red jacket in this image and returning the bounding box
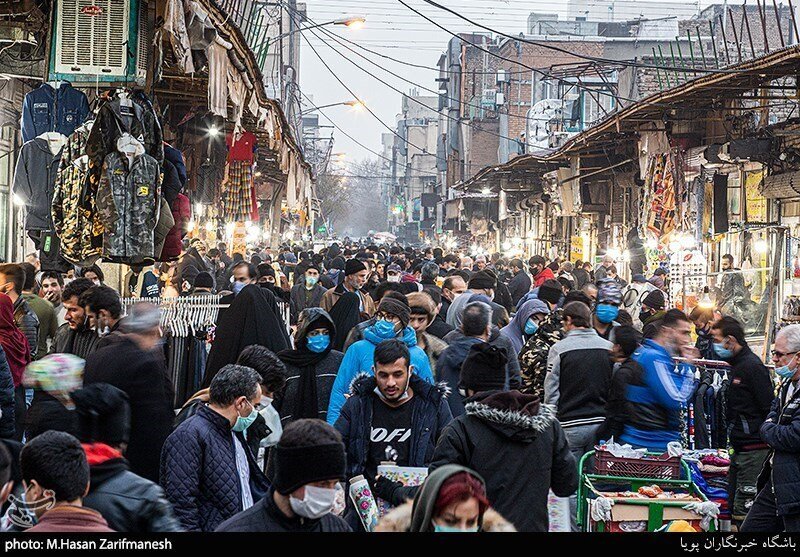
[533,267,556,288]
[27,505,114,532]
[160,193,190,262]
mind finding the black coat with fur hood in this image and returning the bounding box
[428,390,577,532]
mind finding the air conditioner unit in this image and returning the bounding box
[50,0,148,85]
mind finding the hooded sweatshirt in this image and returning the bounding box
[326,323,434,425]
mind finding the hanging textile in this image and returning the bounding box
[207,39,231,118]
[221,161,253,222]
[164,0,194,74]
[645,154,677,238]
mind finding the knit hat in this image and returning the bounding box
[538,279,563,305]
[378,295,411,329]
[305,262,321,274]
[71,383,131,446]
[345,258,367,276]
[273,426,346,495]
[258,263,276,279]
[468,270,497,290]
[597,279,623,305]
[642,289,666,311]
[283,252,298,264]
[193,271,214,290]
[459,343,508,393]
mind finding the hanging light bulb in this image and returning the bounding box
[698,286,714,309]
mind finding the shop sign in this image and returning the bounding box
[80,5,103,16]
[570,235,584,262]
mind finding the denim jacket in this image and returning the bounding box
[21,83,90,142]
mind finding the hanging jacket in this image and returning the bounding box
[153,197,176,261]
[326,324,435,425]
[21,82,90,142]
[13,297,38,361]
[13,138,63,231]
[96,151,161,264]
[52,126,104,266]
[163,143,187,187]
[162,193,190,261]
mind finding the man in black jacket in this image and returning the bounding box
[335,339,452,530]
[387,342,577,532]
[741,324,800,532]
[711,316,774,527]
[217,419,350,532]
[49,278,99,359]
[73,383,180,532]
[507,258,531,306]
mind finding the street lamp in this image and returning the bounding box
[265,16,366,48]
[298,100,364,116]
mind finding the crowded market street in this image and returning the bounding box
[0,0,800,543]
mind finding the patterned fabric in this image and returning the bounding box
[52,127,104,266]
[22,353,84,409]
[221,160,253,222]
[518,308,564,397]
[96,152,161,264]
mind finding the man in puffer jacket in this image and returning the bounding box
[327,295,434,425]
[74,383,181,532]
[160,365,270,532]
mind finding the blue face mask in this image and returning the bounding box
[374,319,397,339]
[433,523,479,533]
[232,401,258,432]
[595,304,619,324]
[713,341,734,360]
[776,355,798,380]
[524,318,539,336]
[232,281,247,295]
[307,334,331,353]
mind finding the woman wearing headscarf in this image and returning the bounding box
[22,353,83,440]
[375,465,514,532]
[327,291,361,352]
[202,285,291,387]
[500,299,551,354]
[275,308,343,425]
[0,293,31,440]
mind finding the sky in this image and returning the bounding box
[298,0,752,165]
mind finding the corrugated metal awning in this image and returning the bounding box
[761,171,800,199]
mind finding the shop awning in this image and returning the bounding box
[761,171,800,199]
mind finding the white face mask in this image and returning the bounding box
[387,275,401,283]
[289,485,337,519]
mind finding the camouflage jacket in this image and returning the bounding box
[96,152,161,265]
[52,126,104,266]
[518,307,564,398]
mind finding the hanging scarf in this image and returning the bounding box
[0,294,31,386]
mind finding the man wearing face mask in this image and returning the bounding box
[217,419,349,532]
[741,325,800,532]
[327,295,434,425]
[337,339,452,531]
[289,264,327,325]
[320,258,375,318]
[593,279,623,341]
[710,316,773,528]
[385,263,403,284]
[49,278,99,359]
[79,285,123,349]
[621,309,697,452]
[639,289,667,339]
[257,264,290,304]
[162,365,270,532]
[83,303,174,482]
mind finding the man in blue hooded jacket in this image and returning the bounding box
[327,294,433,424]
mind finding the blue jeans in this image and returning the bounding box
[563,423,601,532]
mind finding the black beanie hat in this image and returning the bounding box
[467,270,497,290]
[71,383,131,446]
[642,289,666,311]
[538,279,563,305]
[345,258,367,276]
[459,342,509,393]
[193,271,214,290]
[305,262,321,274]
[378,295,411,329]
[273,442,346,495]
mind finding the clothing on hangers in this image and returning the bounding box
[21,82,90,142]
[13,137,64,230]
